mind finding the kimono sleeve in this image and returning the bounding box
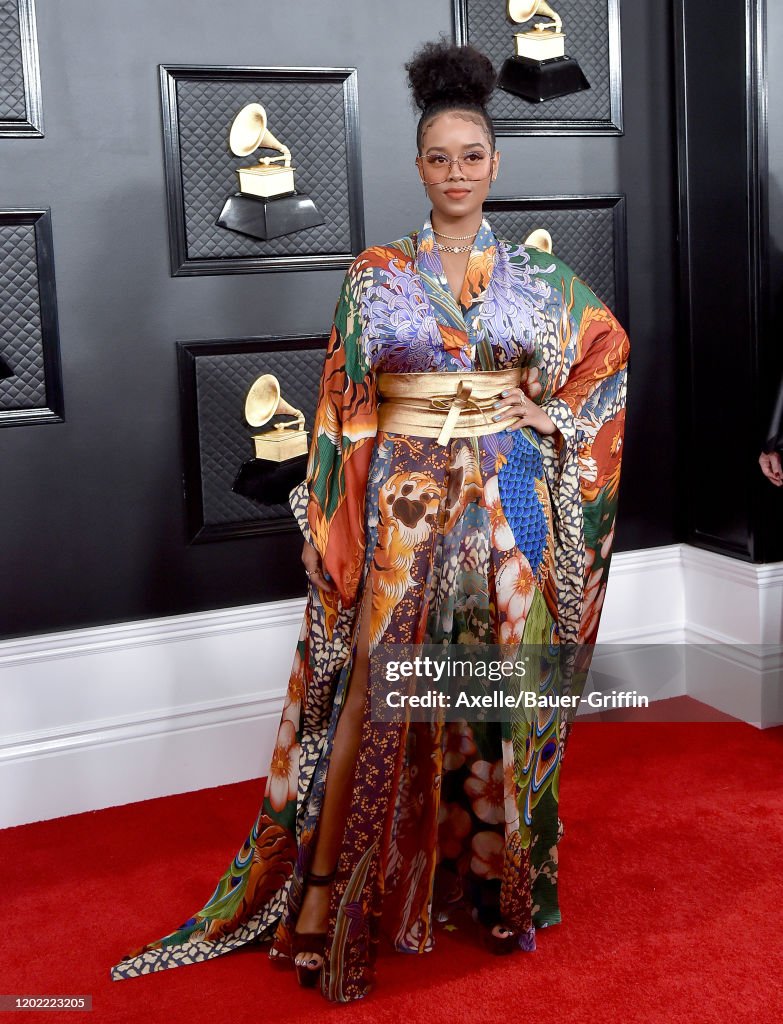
[288,258,378,609]
[533,254,630,646]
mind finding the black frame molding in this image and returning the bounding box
[0,208,64,427]
[177,333,328,544]
[452,0,623,136]
[672,0,769,560]
[484,193,629,328]
[0,0,43,137]
[159,64,365,277]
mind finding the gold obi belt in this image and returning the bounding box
[376,367,522,446]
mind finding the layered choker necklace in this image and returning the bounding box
[432,223,480,254]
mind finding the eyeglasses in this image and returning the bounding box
[417,149,494,184]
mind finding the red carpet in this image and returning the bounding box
[2,703,782,1023]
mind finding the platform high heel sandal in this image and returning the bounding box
[483,919,520,956]
[292,868,337,988]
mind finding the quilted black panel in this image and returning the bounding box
[485,198,626,319]
[173,72,354,261]
[0,0,25,119]
[455,0,620,129]
[0,218,47,410]
[193,344,325,528]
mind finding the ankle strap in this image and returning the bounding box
[305,868,336,885]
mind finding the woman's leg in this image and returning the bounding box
[293,588,373,969]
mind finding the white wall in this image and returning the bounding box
[2,544,781,828]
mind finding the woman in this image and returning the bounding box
[110,39,629,1002]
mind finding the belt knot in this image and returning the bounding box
[429,380,495,445]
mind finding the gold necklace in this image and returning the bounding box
[433,227,479,240]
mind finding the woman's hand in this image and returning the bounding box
[759,450,783,486]
[491,387,557,436]
[301,540,336,591]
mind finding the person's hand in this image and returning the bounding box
[759,450,783,486]
[491,387,557,435]
[301,540,336,590]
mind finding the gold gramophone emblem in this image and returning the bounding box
[524,227,553,252]
[509,0,565,60]
[498,0,590,102]
[216,101,325,241]
[245,374,308,462]
[229,103,294,197]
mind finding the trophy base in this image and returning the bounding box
[252,427,308,462]
[216,192,325,241]
[498,55,590,103]
[232,454,308,507]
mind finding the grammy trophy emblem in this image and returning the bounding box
[523,227,553,252]
[231,373,310,507]
[245,374,308,462]
[498,1,590,103]
[217,103,325,241]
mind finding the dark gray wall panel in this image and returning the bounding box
[485,195,627,321]
[179,337,326,540]
[161,66,364,274]
[0,0,27,119]
[454,0,622,133]
[0,209,63,424]
[0,0,43,135]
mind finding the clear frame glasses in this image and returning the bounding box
[417,147,494,185]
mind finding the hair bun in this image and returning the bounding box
[405,38,497,112]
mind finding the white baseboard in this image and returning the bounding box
[1,543,781,828]
[0,600,307,829]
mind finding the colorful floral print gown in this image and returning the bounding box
[110,214,630,1001]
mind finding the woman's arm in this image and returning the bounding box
[490,266,629,455]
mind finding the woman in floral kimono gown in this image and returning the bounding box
[110,46,629,1005]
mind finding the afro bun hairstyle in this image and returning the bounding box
[404,37,497,152]
[406,37,497,111]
